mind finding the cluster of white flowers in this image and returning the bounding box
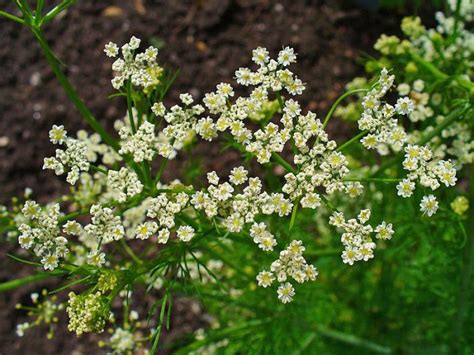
[440,120,474,166]
[329,209,394,265]
[146,189,191,243]
[84,204,125,244]
[396,144,456,216]
[191,168,293,236]
[357,69,412,155]
[198,47,305,164]
[107,167,143,202]
[153,95,206,158]
[256,240,317,303]
[118,121,156,162]
[76,129,120,165]
[66,291,111,336]
[18,201,68,270]
[105,36,162,90]
[396,80,434,123]
[43,125,90,185]
[406,115,473,168]
[108,327,136,353]
[249,222,277,251]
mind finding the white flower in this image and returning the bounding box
[341,248,358,265]
[375,222,394,240]
[413,79,424,92]
[395,97,414,115]
[252,47,270,65]
[256,271,274,287]
[179,93,194,106]
[300,192,321,209]
[87,251,106,266]
[207,171,219,185]
[177,225,195,242]
[157,228,170,244]
[397,83,411,96]
[277,282,295,303]
[396,178,415,197]
[104,42,119,57]
[229,166,248,185]
[152,102,166,116]
[41,254,59,270]
[420,195,439,217]
[277,47,297,66]
[49,125,67,144]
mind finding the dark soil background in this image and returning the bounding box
[0,0,412,353]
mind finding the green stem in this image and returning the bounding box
[89,165,108,175]
[154,158,169,187]
[120,239,143,265]
[336,130,367,152]
[0,10,25,24]
[31,28,120,151]
[343,177,401,183]
[314,325,391,354]
[271,152,296,173]
[126,80,137,133]
[411,52,473,94]
[0,273,51,292]
[322,89,367,129]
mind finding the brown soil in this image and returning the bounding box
[0,0,407,353]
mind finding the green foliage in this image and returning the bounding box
[0,1,472,354]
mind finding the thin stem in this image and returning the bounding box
[120,239,143,265]
[0,273,51,292]
[276,91,284,111]
[126,80,137,134]
[271,152,296,174]
[411,52,473,95]
[343,177,402,183]
[31,28,120,151]
[322,89,367,129]
[154,158,169,186]
[336,130,367,152]
[0,10,25,24]
[89,164,108,175]
[314,325,391,354]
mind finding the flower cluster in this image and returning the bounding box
[84,204,125,244]
[191,168,293,236]
[146,188,191,243]
[397,144,457,216]
[154,95,206,158]
[43,125,90,185]
[396,80,433,123]
[249,222,277,251]
[118,121,157,163]
[256,240,318,303]
[329,209,394,265]
[18,201,68,270]
[105,36,163,90]
[358,69,412,155]
[199,47,305,164]
[107,167,143,202]
[66,291,111,336]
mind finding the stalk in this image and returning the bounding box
[30,28,120,151]
[322,89,367,129]
[0,273,51,292]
